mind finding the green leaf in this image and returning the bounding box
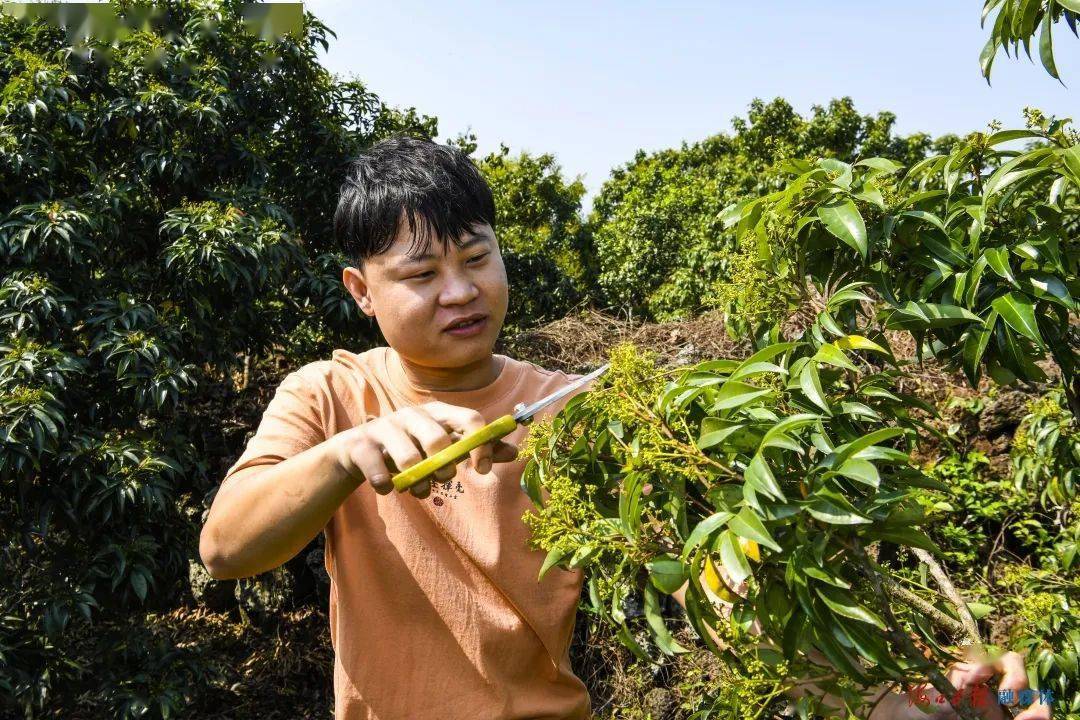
[991,291,1045,348]
[901,209,948,234]
[760,431,803,453]
[965,254,989,306]
[799,362,832,415]
[720,199,752,229]
[839,401,882,421]
[616,622,654,663]
[883,301,983,330]
[813,343,859,372]
[681,511,734,560]
[647,556,688,595]
[696,421,746,450]
[1026,272,1076,310]
[967,602,995,620]
[855,157,902,174]
[761,413,820,448]
[835,457,880,488]
[1062,145,1080,183]
[986,129,1044,145]
[979,35,997,80]
[983,150,1051,198]
[713,380,772,411]
[719,530,751,585]
[728,507,781,552]
[618,472,646,540]
[984,246,1016,284]
[130,572,148,602]
[806,494,871,525]
[865,526,942,554]
[730,342,797,381]
[782,610,807,659]
[816,585,886,629]
[538,548,569,580]
[832,427,905,465]
[644,584,689,655]
[568,544,599,569]
[962,310,998,386]
[746,453,786,502]
[802,565,851,589]
[852,445,909,463]
[1039,9,1060,80]
[835,334,890,356]
[827,284,874,310]
[818,158,853,188]
[853,182,885,210]
[817,199,868,259]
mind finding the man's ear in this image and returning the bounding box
[342,266,376,317]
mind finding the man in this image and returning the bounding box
[199,137,1046,720]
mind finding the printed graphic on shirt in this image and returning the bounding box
[430,475,464,505]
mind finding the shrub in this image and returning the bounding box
[724,111,1079,414]
[475,144,591,333]
[0,2,433,715]
[1012,388,1079,508]
[587,97,936,320]
[523,339,977,717]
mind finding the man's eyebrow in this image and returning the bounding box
[402,234,490,263]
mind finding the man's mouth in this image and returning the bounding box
[443,314,488,337]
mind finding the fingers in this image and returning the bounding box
[491,439,519,464]
[937,650,1049,720]
[345,403,519,497]
[946,659,996,689]
[1013,701,1052,720]
[408,477,432,499]
[341,434,395,495]
[995,651,1050,720]
[993,651,1029,699]
[422,402,492,472]
[394,408,454,480]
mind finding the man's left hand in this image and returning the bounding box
[898,650,1051,720]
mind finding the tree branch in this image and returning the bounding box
[912,548,981,646]
[878,572,966,636]
[851,540,980,720]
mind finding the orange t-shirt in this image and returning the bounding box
[220,346,591,720]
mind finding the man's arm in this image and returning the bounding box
[199,438,359,580]
[199,400,517,580]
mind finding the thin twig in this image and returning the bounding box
[877,572,966,636]
[912,548,981,646]
[985,512,1015,582]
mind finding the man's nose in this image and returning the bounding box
[439,269,480,305]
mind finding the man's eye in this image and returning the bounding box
[467,252,490,264]
[409,270,435,280]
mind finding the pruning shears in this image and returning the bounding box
[391,363,610,492]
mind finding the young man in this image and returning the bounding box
[199,137,1046,720]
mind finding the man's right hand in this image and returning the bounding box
[328,401,519,499]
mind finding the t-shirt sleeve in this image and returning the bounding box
[218,367,327,494]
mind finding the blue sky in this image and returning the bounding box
[305,1,1077,207]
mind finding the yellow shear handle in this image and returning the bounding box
[391,414,519,492]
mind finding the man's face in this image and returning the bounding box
[343,220,508,369]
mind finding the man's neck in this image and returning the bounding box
[391,349,505,393]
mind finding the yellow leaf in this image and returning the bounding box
[704,558,738,602]
[739,538,761,563]
[835,334,889,355]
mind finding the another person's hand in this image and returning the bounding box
[329,401,519,498]
[892,649,1051,720]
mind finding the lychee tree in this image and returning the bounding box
[523,116,1078,717]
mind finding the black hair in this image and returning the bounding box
[334,135,497,263]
